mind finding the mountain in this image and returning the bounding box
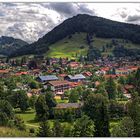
[0,36,28,56]
[10,14,140,57]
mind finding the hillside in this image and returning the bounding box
[10,14,140,58]
[0,36,28,56]
[0,127,32,137]
[46,33,140,59]
[46,33,112,58]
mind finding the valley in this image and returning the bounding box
[1,14,140,137]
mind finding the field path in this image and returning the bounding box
[26,123,39,128]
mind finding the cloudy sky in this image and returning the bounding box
[0,3,140,43]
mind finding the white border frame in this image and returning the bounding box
[0,0,140,2]
[0,0,139,140]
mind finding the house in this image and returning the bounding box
[30,89,41,95]
[48,80,70,94]
[0,69,9,73]
[30,69,41,76]
[115,68,130,75]
[96,67,110,75]
[55,102,83,109]
[15,72,28,76]
[124,85,134,93]
[49,58,59,65]
[122,84,134,99]
[95,81,100,87]
[64,74,86,82]
[0,69,10,78]
[128,66,139,73]
[37,75,58,82]
[83,71,92,77]
[104,74,118,79]
[69,82,82,88]
[68,62,82,69]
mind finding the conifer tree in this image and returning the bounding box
[35,95,49,121]
[105,77,117,100]
[37,121,52,137]
[83,94,110,137]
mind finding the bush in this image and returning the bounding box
[0,112,8,126]
[109,100,125,119]
[14,115,26,130]
[29,128,35,134]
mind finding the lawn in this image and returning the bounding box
[56,99,68,103]
[16,109,39,128]
[16,109,55,130]
[15,98,69,129]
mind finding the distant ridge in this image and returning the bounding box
[10,14,140,57]
[0,36,28,56]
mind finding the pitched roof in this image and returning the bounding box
[69,62,80,67]
[0,70,9,73]
[95,81,100,86]
[55,103,83,109]
[38,75,58,81]
[15,72,28,76]
[116,68,129,72]
[100,67,110,71]
[58,74,67,77]
[124,84,134,90]
[104,74,118,79]
[83,71,92,77]
[69,82,82,88]
[67,74,85,80]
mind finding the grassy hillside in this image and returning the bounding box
[11,32,140,59]
[11,14,140,57]
[47,33,113,59]
[0,127,32,137]
[47,33,88,59]
[46,33,140,59]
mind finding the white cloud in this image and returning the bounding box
[0,3,140,43]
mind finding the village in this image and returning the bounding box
[1,54,140,137]
[0,55,139,101]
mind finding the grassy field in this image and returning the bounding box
[56,99,68,103]
[16,109,39,129]
[14,105,122,137]
[15,101,69,130]
[0,127,32,137]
